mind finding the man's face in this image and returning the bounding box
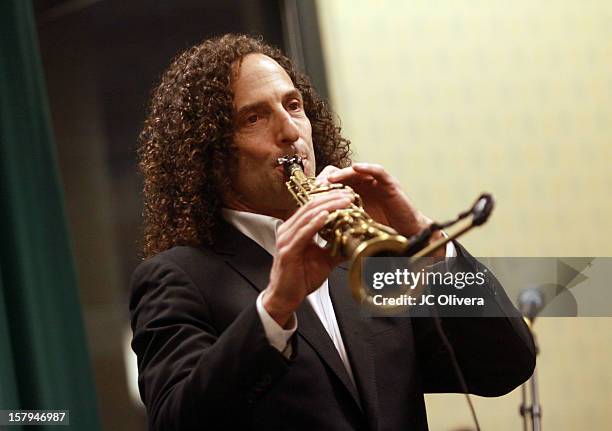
[225,53,316,219]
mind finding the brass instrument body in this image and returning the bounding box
[278,155,494,310]
[278,155,412,308]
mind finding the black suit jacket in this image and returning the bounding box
[130,221,535,430]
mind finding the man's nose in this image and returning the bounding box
[276,110,300,146]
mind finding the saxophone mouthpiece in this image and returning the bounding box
[277,154,304,176]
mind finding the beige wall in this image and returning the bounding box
[317,1,612,429]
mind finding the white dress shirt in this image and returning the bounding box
[222,208,456,386]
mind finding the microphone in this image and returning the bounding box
[471,193,494,226]
[518,287,545,321]
[518,283,578,321]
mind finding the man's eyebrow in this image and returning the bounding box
[235,89,303,117]
[235,101,264,118]
[284,88,303,101]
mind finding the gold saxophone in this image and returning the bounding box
[277,155,417,308]
[277,155,495,309]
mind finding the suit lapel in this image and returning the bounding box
[329,266,380,430]
[214,222,272,294]
[212,222,365,413]
[295,298,363,410]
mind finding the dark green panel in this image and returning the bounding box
[0,268,22,431]
[0,1,100,430]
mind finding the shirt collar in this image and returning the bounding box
[221,208,283,257]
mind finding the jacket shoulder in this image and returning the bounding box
[129,245,230,309]
[133,245,220,278]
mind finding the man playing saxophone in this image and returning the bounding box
[130,34,535,430]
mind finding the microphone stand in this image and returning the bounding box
[519,318,542,431]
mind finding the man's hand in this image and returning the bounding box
[320,163,446,255]
[263,190,354,327]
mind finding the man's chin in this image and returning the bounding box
[275,192,298,211]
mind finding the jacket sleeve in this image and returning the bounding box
[412,243,536,396]
[129,254,292,430]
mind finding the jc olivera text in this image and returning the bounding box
[372,294,486,307]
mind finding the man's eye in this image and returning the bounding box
[288,100,301,111]
[246,114,258,124]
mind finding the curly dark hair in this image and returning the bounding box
[138,34,352,257]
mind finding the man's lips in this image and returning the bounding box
[275,163,306,177]
[275,164,287,175]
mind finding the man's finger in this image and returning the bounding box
[316,165,342,185]
[280,190,352,233]
[327,166,375,185]
[278,192,353,241]
[280,194,352,240]
[279,209,331,257]
[350,162,395,186]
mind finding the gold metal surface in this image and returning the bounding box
[278,155,417,309]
